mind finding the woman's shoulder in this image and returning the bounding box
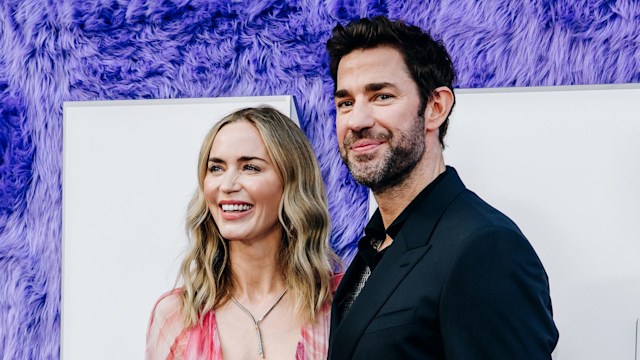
[150,288,185,322]
[149,289,184,323]
[146,289,186,359]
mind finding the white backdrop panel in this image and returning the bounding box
[62,96,298,360]
[367,84,640,359]
[63,86,640,359]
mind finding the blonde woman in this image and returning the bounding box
[146,107,341,359]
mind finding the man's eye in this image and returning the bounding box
[337,100,353,108]
[376,94,392,100]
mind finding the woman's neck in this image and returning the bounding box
[228,235,286,302]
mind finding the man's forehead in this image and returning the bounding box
[336,68,411,95]
[337,47,409,81]
[340,47,404,68]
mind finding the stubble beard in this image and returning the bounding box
[342,115,426,194]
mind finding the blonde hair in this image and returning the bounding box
[179,106,339,327]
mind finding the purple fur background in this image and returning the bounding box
[0,0,638,358]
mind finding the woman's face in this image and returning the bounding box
[203,121,284,243]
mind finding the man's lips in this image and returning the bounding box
[349,139,385,152]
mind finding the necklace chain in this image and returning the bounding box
[230,288,288,359]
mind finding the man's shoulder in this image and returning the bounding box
[445,187,522,233]
[425,168,509,218]
[419,185,534,262]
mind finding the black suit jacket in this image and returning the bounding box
[329,168,558,359]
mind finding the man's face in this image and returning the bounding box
[334,46,426,192]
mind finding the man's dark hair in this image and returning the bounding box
[326,16,456,147]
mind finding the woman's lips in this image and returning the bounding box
[218,201,253,220]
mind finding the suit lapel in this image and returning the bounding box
[331,236,432,358]
[330,253,366,336]
[330,168,467,359]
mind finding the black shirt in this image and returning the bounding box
[357,166,453,271]
[338,167,453,319]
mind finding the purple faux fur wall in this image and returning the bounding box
[0,0,638,358]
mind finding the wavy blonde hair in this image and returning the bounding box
[179,106,339,327]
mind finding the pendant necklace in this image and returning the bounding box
[230,288,288,358]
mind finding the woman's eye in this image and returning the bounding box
[208,164,222,172]
[243,164,260,171]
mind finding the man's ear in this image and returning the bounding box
[424,86,454,131]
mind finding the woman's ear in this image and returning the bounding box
[424,86,454,131]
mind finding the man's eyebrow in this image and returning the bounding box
[365,82,397,92]
[333,81,398,98]
[334,89,349,98]
[335,82,398,98]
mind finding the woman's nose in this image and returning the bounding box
[220,171,241,192]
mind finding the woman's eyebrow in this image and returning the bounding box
[238,156,267,163]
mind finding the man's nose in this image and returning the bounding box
[347,102,375,132]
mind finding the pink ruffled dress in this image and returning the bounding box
[145,275,342,360]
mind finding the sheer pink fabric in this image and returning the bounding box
[146,274,342,360]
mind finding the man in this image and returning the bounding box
[326,16,558,359]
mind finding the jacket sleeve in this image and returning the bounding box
[439,226,559,359]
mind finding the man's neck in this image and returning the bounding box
[374,155,446,229]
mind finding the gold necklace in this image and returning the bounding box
[230,288,288,358]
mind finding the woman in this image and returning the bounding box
[145,106,340,360]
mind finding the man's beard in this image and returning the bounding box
[342,115,426,193]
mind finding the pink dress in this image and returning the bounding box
[146,275,342,360]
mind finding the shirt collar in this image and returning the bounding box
[363,166,453,242]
